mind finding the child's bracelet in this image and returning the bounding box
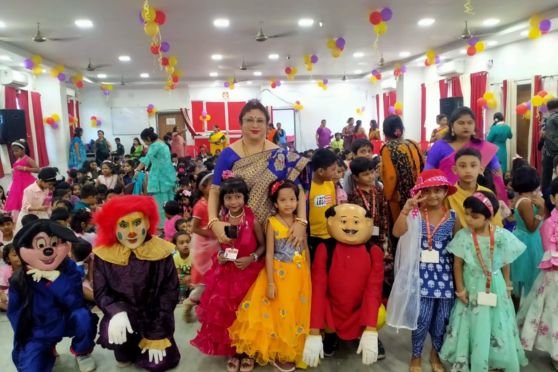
[295,218,308,226]
[455,289,466,296]
[207,218,219,229]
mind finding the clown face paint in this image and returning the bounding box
[19,232,71,271]
[116,212,149,249]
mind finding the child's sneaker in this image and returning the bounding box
[377,338,386,360]
[76,354,96,372]
[323,333,339,357]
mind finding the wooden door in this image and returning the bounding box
[157,111,186,139]
[516,84,532,159]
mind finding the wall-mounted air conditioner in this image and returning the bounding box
[381,77,397,91]
[0,68,28,87]
[437,60,465,77]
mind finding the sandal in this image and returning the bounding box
[227,357,240,372]
[240,357,255,372]
[430,359,445,372]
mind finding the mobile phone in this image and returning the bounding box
[224,225,238,239]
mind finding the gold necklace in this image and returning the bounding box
[276,214,294,228]
[241,138,266,157]
[228,208,245,220]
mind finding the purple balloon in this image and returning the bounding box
[276,80,281,86]
[201,110,207,116]
[311,54,318,64]
[97,119,102,126]
[540,105,549,113]
[323,79,328,84]
[52,122,59,129]
[57,73,66,82]
[381,7,393,22]
[435,55,441,64]
[103,90,110,96]
[467,37,479,46]
[137,9,145,24]
[388,106,396,114]
[526,101,531,109]
[23,58,33,69]
[160,41,170,53]
[540,19,552,33]
[400,65,407,73]
[335,37,345,50]
[224,82,230,88]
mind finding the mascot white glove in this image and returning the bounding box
[357,330,378,365]
[141,348,167,364]
[108,311,133,345]
[302,334,324,367]
[27,268,60,282]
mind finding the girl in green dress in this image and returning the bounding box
[486,113,512,174]
[440,191,527,371]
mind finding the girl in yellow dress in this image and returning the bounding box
[229,180,311,372]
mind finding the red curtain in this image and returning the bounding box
[75,99,81,128]
[470,71,488,137]
[375,94,380,123]
[382,92,389,118]
[451,76,463,97]
[502,80,508,118]
[31,92,49,167]
[388,91,396,106]
[439,79,449,99]
[67,98,75,138]
[531,75,543,169]
[421,83,426,143]
[5,86,17,109]
[15,90,36,160]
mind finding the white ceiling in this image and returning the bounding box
[0,0,557,85]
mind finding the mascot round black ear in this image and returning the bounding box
[13,220,79,252]
[325,205,337,218]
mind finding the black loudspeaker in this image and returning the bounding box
[0,109,26,145]
[439,97,464,117]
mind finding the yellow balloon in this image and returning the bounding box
[544,94,555,104]
[475,41,486,53]
[528,27,542,40]
[332,48,342,58]
[52,114,60,122]
[532,96,543,107]
[327,38,336,49]
[524,110,531,120]
[142,6,156,22]
[50,68,60,77]
[32,66,43,75]
[377,304,386,329]
[55,64,65,72]
[303,54,311,64]
[529,15,541,27]
[426,49,436,60]
[168,56,178,66]
[487,98,497,109]
[230,84,235,90]
[206,115,212,121]
[166,66,175,74]
[394,102,402,110]
[174,69,183,77]
[306,64,313,72]
[292,67,298,74]
[483,91,494,101]
[31,55,42,65]
[144,21,159,37]
[374,22,387,35]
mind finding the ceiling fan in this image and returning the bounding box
[458,21,491,40]
[86,58,110,72]
[255,22,296,42]
[32,22,80,42]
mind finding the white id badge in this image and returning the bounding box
[372,226,380,236]
[421,250,439,263]
[223,248,239,260]
[477,292,497,307]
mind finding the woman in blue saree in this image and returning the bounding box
[68,127,87,170]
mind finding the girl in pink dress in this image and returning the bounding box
[4,140,38,219]
[171,126,186,158]
[191,175,265,372]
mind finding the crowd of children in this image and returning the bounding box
[1,109,558,372]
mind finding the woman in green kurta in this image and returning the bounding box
[135,127,176,228]
[486,113,513,174]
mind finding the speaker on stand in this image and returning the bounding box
[439,97,464,117]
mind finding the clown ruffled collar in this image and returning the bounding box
[93,236,175,265]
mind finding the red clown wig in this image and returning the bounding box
[93,195,160,247]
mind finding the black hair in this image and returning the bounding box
[96,184,108,198]
[350,157,380,177]
[53,188,71,199]
[347,117,354,124]
[219,177,250,207]
[50,207,70,222]
[115,137,121,142]
[192,171,212,206]
[11,139,30,156]
[547,99,558,111]
[20,214,39,226]
[463,190,499,219]
[0,185,5,203]
[493,112,504,123]
[80,183,98,199]
[97,130,105,135]
[68,169,78,179]
[337,158,347,169]
[477,169,496,193]
[511,166,540,193]
[71,209,92,234]
[311,148,338,171]
[444,106,481,144]
[269,180,299,204]
[164,200,182,216]
[140,127,158,142]
[454,147,482,162]
[172,230,191,245]
[351,138,373,155]
[436,114,448,122]
[174,218,188,231]
[71,238,92,262]
[52,198,73,211]
[354,120,362,132]
[2,243,15,265]
[239,99,270,125]
[511,157,528,177]
[369,119,378,130]
[383,115,405,139]
[550,177,558,197]
[0,213,13,225]
[74,127,83,138]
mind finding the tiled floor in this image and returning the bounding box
[0,305,554,371]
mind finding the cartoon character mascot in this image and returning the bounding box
[303,203,385,367]
[8,219,98,372]
[93,195,180,371]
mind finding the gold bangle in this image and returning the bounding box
[207,218,219,229]
[295,218,308,226]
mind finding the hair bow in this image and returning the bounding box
[222,170,235,180]
[181,190,192,197]
[270,180,285,196]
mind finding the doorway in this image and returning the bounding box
[272,108,296,150]
[157,110,193,145]
[515,84,532,159]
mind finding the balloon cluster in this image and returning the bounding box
[140,5,166,37]
[370,69,382,84]
[466,38,486,56]
[147,104,157,117]
[369,7,393,36]
[69,114,78,127]
[356,107,365,116]
[532,90,555,114]
[476,91,497,110]
[516,101,532,120]
[44,114,60,129]
[71,72,85,89]
[293,101,304,111]
[327,37,345,58]
[49,65,67,82]
[90,116,102,128]
[23,55,43,76]
[393,64,407,79]
[388,102,403,116]
[224,77,236,90]
[424,49,441,67]
[100,84,113,97]
[284,66,298,80]
[270,79,281,89]
[199,110,212,122]
[317,79,329,90]
[303,54,318,71]
[528,15,552,40]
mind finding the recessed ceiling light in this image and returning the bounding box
[483,18,500,27]
[399,51,411,58]
[0,55,11,61]
[417,18,435,27]
[246,81,253,85]
[118,55,131,62]
[97,73,107,79]
[353,52,365,58]
[253,71,262,76]
[140,73,150,78]
[209,72,218,77]
[298,18,314,27]
[268,54,279,60]
[487,40,498,47]
[520,30,529,37]
[74,19,93,29]
[213,18,230,28]
[0,21,7,28]
[211,54,223,61]
[353,69,363,74]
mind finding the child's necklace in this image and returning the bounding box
[228,208,245,220]
[276,214,294,228]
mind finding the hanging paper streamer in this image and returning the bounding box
[71,72,85,89]
[90,116,102,128]
[293,101,304,111]
[393,64,407,79]
[199,110,212,122]
[317,79,329,90]
[327,37,345,58]
[224,77,236,90]
[465,37,485,56]
[527,15,552,40]
[356,106,365,116]
[23,54,43,76]
[270,79,281,89]
[146,104,157,117]
[424,49,441,67]
[69,114,78,127]
[49,65,66,82]
[284,66,298,80]
[388,102,403,116]
[476,91,497,110]
[100,84,113,97]
[464,0,474,15]
[303,54,318,71]
[44,114,60,129]
[370,69,382,84]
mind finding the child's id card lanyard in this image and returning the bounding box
[357,187,379,237]
[421,209,448,264]
[472,226,497,307]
